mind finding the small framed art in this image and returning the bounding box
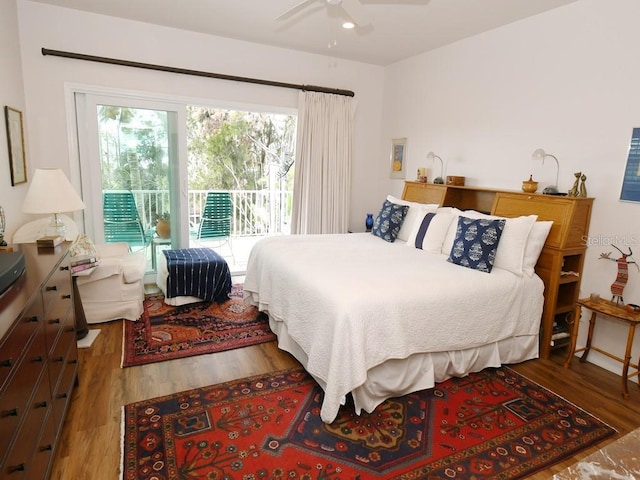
[620,127,640,202]
[4,106,27,186]
[390,137,407,179]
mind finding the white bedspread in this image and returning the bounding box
[243,233,544,423]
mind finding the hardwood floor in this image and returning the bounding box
[49,320,640,480]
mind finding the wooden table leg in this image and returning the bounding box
[579,310,597,363]
[621,323,636,399]
[564,305,582,368]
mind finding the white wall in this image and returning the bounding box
[12,0,384,236]
[0,0,30,241]
[381,0,640,378]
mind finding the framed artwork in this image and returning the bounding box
[4,106,27,186]
[620,127,640,202]
[390,137,407,179]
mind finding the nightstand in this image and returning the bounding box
[564,297,640,399]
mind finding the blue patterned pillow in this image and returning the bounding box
[371,200,409,242]
[447,216,506,273]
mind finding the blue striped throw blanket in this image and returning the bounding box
[163,248,232,303]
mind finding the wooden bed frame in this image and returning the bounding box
[401,181,593,359]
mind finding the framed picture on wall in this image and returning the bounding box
[4,106,27,186]
[390,137,407,179]
[620,127,640,202]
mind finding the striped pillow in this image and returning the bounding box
[406,212,454,253]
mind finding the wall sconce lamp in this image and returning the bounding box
[22,168,86,238]
[532,148,560,194]
[426,151,444,184]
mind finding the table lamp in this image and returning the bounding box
[426,151,444,184]
[22,168,86,238]
[532,148,560,194]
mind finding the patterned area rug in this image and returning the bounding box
[121,367,615,479]
[121,284,276,367]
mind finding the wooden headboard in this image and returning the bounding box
[402,181,594,359]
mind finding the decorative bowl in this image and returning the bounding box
[522,177,538,193]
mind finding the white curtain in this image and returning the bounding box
[291,91,356,234]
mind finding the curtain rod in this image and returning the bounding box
[41,48,355,98]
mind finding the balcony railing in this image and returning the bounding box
[117,189,292,237]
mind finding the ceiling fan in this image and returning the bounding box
[276,0,427,28]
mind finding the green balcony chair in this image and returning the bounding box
[195,191,235,262]
[103,191,150,251]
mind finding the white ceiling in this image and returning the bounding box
[28,0,578,66]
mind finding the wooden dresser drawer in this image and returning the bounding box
[0,328,47,465]
[48,313,76,395]
[0,303,42,389]
[51,354,77,429]
[2,371,52,479]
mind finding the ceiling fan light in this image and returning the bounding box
[342,21,355,29]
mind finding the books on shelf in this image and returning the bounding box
[36,235,64,248]
[70,255,97,267]
[71,259,98,274]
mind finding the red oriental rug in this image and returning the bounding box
[121,367,615,479]
[121,285,276,367]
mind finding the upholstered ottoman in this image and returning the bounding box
[156,248,232,306]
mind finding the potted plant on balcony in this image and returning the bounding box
[155,212,170,239]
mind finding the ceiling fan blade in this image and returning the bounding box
[339,0,372,26]
[275,0,318,21]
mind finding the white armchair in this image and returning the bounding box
[75,242,147,324]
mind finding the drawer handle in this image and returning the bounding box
[46,285,58,291]
[0,358,13,368]
[69,359,78,365]
[60,265,69,271]
[35,401,48,408]
[1,408,18,417]
[56,392,68,399]
[40,444,53,452]
[28,316,39,323]
[7,463,25,473]
[48,318,61,325]
[62,294,71,299]
[52,356,64,363]
[65,326,75,333]
[32,355,44,363]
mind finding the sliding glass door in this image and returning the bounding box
[75,93,188,273]
[74,91,296,276]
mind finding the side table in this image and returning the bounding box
[564,297,640,399]
[152,236,172,270]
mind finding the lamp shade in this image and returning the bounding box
[22,168,85,214]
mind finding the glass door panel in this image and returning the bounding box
[76,93,188,274]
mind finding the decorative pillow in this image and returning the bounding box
[447,216,506,273]
[523,221,553,276]
[406,211,454,253]
[371,200,409,242]
[386,195,438,242]
[462,211,537,276]
[69,234,98,259]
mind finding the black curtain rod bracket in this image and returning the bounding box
[41,48,355,98]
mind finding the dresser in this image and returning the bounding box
[0,243,78,479]
[402,181,593,359]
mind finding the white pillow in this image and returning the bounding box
[523,221,553,276]
[386,195,439,242]
[440,207,464,255]
[406,211,454,253]
[461,210,537,276]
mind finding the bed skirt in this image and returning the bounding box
[269,316,539,422]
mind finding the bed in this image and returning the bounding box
[243,196,552,423]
